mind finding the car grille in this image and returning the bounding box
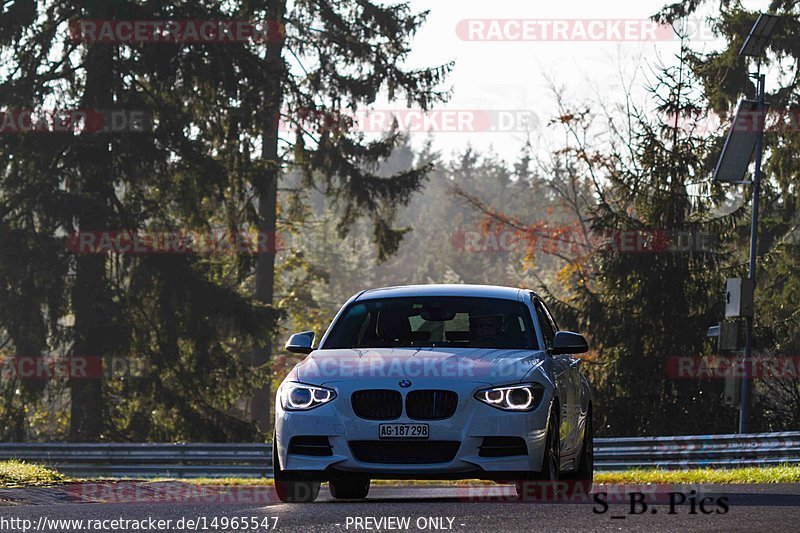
[405,390,458,420]
[478,436,528,457]
[288,436,333,457]
[349,441,461,464]
[351,390,402,420]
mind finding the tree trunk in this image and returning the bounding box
[8,255,49,440]
[69,34,114,442]
[250,0,286,433]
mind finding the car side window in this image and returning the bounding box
[540,301,559,333]
[534,299,556,348]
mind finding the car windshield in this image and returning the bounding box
[323,296,537,350]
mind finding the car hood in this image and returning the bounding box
[288,347,548,386]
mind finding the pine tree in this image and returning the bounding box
[0,0,451,439]
[655,1,800,430]
[0,0,281,441]
[203,0,453,428]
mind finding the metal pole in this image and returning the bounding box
[738,72,765,434]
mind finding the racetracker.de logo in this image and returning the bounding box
[451,228,719,255]
[66,230,284,255]
[666,109,800,135]
[294,353,546,380]
[455,482,710,503]
[66,482,279,504]
[69,19,284,44]
[456,18,714,42]
[666,355,800,380]
[1,355,98,381]
[279,109,539,133]
[0,109,151,134]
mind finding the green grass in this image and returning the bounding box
[0,460,66,487]
[177,478,486,486]
[3,464,797,489]
[595,465,800,485]
[176,477,275,486]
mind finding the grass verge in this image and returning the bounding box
[0,460,66,487]
[594,465,800,484]
[4,464,797,488]
[181,465,800,486]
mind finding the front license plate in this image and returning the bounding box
[379,423,429,439]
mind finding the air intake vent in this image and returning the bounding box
[478,436,528,457]
[288,436,333,456]
[349,441,460,464]
[406,390,458,420]
[351,390,402,420]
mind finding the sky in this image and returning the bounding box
[376,0,773,162]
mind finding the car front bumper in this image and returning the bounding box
[274,378,553,480]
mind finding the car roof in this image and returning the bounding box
[355,284,533,302]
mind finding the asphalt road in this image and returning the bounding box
[2,484,799,532]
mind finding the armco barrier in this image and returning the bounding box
[594,431,800,470]
[0,431,798,478]
[0,443,273,478]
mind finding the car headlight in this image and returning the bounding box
[474,383,545,411]
[279,382,337,411]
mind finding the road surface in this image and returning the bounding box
[1,483,799,532]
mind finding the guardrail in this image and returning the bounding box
[0,431,798,478]
[0,443,273,478]
[595,431,800,470]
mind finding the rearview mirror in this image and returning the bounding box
[420,305,456,322]
[552,331,588,355]
[285,331,315,354]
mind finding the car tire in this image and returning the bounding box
[516,405,560,501]
[275,479,321,503]
[562,410,593,494]
[272,433,321,503]
[330,475,370,499]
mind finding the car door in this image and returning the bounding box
[533,298,577,462]
[539,300,582,460]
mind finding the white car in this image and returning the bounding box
[273,284,592,502]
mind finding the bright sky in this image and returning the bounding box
[393,0,772,162]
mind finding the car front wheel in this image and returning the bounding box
[273,435,321,503]
[515,406,560,500]
[562,410,593,494]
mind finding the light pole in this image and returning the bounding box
[736,14,779,433]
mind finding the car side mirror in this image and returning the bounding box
[285,331,315,354]
[552,331,588,355]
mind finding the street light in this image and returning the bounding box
[720,13,779,433]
